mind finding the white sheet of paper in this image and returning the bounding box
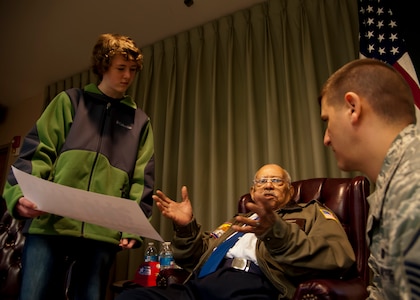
[12,166,163,242]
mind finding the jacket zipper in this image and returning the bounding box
[81,101,111,236]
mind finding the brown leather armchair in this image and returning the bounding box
[157,176,371,299]
[0,197,75,300]
[0,197,25,300]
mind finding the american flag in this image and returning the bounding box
[358,0,420,122]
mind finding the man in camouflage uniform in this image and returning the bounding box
[319,58,420,299]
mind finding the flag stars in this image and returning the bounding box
[366,31,375,39]
[389,20,397,28]
[390,47,399,55]
[359,0,407,64]
[389,33,398,42]
[378,47,386,55]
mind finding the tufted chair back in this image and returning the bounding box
[238,176,371,300]
[0,197,25,300]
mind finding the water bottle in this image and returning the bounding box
[134,242,160,286]
[159,241,174,270]
[144,242,158,262]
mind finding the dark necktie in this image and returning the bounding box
[198,231,244,278]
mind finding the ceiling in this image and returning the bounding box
[0,0,266,107]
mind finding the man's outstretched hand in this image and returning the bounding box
[153,186,193,226]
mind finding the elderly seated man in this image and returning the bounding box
[117,164,355,300]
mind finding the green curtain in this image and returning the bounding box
[46,0,360,287]
[131,0,359,238]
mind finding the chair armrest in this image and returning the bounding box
[293,278,368,300]
[156,268,190,287]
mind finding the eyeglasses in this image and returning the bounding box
[253,177,287,187]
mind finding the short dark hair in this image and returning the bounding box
[320,58,416,124]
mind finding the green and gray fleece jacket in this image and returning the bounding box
[2,83,155,246]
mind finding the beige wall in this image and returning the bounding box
[0,92,44,167]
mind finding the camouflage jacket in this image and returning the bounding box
[366,124,420,299]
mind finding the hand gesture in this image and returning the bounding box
[232,195,277,236]
[153,186,193,226]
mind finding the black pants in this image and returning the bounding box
[116,267,278,300]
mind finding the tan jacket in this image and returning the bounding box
[171,200,355,299]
